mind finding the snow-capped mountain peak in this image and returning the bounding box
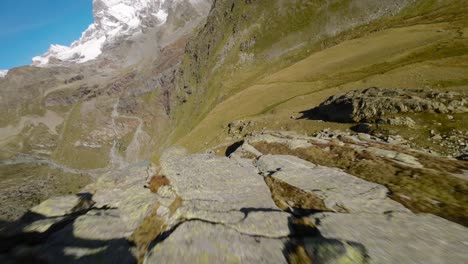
[32,0,171,67]
[0,70,8,78]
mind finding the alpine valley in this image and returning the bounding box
[0,0,467,263]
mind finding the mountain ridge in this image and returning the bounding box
[32,0,211,67]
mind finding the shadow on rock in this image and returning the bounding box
[0,193,136,264]
[296,101,354,123]
[225,140,245,157]
[283,215,368,264]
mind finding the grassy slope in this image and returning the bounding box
[168,0,416,144]
[52,101,111,169]
[171,0,468,152]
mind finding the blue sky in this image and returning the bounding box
[0,0,93,69]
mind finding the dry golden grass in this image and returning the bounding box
[287,243,312,264]
[175,21,468,154]
[130,196,183,263]
[147,175,170,193]
[264,176,332,213]
[130,203,166,263]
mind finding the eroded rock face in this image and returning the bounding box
[304,87,467,123]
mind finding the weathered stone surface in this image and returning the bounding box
[160,148,291,237]
[256,155,409,214]
[229,141,263,159]
[145,221,287,264]
[313,212,468,264]
[30,193,95,217]
[366,147,422,168]
[22,216,67,233]
[91,182,158,232]
[69,209,130,240]
[0,163,156,263]
[378,116,416,127]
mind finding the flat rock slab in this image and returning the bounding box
[256,155,408,214]
[314,212,468,264]
[30,193,94,217]
[145,221,287,264]
[160,148,291,237]
[33,209,136,263]
[366,147,422,168]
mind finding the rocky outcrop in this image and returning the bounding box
[304,87,467,123]
[255,154,409,214]
[2,129,468,263]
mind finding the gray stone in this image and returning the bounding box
[314,212,468,264]
[256,155,409,214]
[366,147,422,168]
[30,193,95,217]
[22,216,67,233]
[145,221,287,264]
[379,116,416,127]
[160,148,291,237]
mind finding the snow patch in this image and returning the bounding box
[0,70,8,78]
[153,9,168,23]
[32,0,171,67]
[31,0,209,67]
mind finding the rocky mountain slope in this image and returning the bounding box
[1,131,467,263]
[0,0,467,263]
[0,0,212,220]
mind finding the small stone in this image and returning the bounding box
[357,133,371,141]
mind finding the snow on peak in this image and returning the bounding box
[0,70,8,78]
[32,0,171,67]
